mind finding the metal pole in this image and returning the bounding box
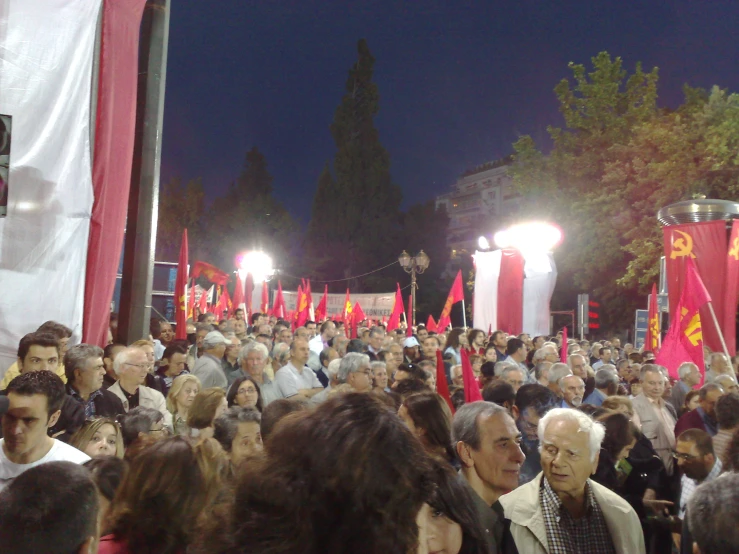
[411,268,417,328]
[461,299,467,329]
[706,302,731,361]
[118,0,170,343]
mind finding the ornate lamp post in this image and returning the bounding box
[398,250,430,327]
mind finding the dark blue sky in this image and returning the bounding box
[161,0,739,222]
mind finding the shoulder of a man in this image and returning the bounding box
[47,439,91,464]
[498,474,541,519]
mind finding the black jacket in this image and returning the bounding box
[66,385,125,419]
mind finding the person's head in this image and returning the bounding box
[187,388,228,432]
[103,343,126,374]
[238,341,269,380]
[368,327,384,351]
[35,321,74,354]
[629,378,643,398]
[715,374,739,394]
[84,456,127,533]
[270,342,291,371]
[490,330,506,348]
[559,374,585,407]
[70,418,124,459]
[547,362,572,391]
[687,472,739,554]
[699,383,724,419]
[63,343,105,396]
[500,366,525,392]
[232,318,247,337]
[289,338,310,367]
[129,339,155,371]
[227,375,263,411]
[466,329,485,349]
[160,343,188,377]
[202,331,229,358]
[538,408,604,498]
[601,395,635,418]
[0,461,99,554]
[417,326,429,342]
[259,397,311,441]
[167,374,201,416]
[197,393,433,553]
[337,352,373,392]
[711,352,729,373]
[452,401,525,501]
[534,361,552,385]
[278,327,293,346]
[716,392,739,431]
[422,335,441,358]
[213,406,263,466]
[598,347,612,363]
[678,361,701,387]
[594,367,619,395]
[106,437,207,553]
[320,320,337,340]
[112,347,149,388]
[399,392,454,461]
[675,429,716,481]
[567,354,587,379]
[16,332,61,374]
[513,384,559,441]
[159,321,175,345]
[482,381,516,413]
[370,361,388,390]
[119,406,166,448]
[451,364,464,387]
[3,371,65,460]
[505,338,526,361]
[596,412,638,462]
[403,336,421,360]
[616,358,632,380]
[640,364,665,399]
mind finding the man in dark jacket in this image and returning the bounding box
[64,344,124,419]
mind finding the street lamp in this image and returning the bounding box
[398,250,430,327]
[236,251,274,283]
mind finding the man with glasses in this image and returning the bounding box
[107,347,172,431]
[337,353,373,393]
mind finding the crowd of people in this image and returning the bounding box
[1,311,739,554]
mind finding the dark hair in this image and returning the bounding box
[226,375,263,411]
[396,363,427,381]
[514,383,558,418]
[677,428,715,457]
[505,338,524,356]
[192,394,433,554]
[213,406,261,452]
[188,388,226,430]
[482,380,515,407]
[119,406,164,447]
[36,320,73,339]
[577,404,608,418]
[467,329,485,347]
[395,378,430,399]
[260,397,310,440]
[84,456,128,501]
[480,360,496,378]
[6,370,65,416]
[446,328,465,350]
[403,392,455,462]
[0,462,98,554]
[250,312,262,325]
[149,318,162,339]
[16,332,61,362]
[491,330,505,343]
[319,348,334,367]
[107,437,206,554]
[451,387,466,411]
[162,343,187,362]
[724,427,739,472]
[346,338,366,354]
[427,458,490,554]
[596,412,639,461]
[104,343,126,360]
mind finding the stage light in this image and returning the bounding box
[237,251,274,283]
[478,236,490,250]
[493,222,562,253]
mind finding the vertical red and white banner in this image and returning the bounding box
[0,0,103,374]
[497,249,525,335]
[723,220,739,355]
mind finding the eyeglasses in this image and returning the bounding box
[124,363,149,370]
[671,451,699,461]
[149,427,169,435]
[238,388,258,395]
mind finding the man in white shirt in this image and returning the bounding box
[274,339,323,399]
[0,371,89,490]
[309,321,337,356]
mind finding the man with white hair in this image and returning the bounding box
[546,363,572,398]
[559,375,585,409]
[450,364,464,387]
[336,353,373,393]
[500,366,525,393]
[671,362,702,411]
[499,408,645,553]
[238,342,282,407]
[311,358,341,404]
[107,347,171,429]
[191,331,230,389]
[705,352,732,384]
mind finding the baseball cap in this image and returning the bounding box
[403,337,420,348]
[203,331,230,346]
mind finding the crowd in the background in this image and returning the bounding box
[1,312,739,554]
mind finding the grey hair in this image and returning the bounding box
[452,401,507,450]
[599,364,617,374]
[501,366,524,380]
[548,362,572,385]
[567,353,585,367]
[337,353,370,383]
[451,364,463,377]
[195,322,213,334]
[494,361,515,377]
[714,374,737,391]
[271,342,291,364]
[678,362,698,380]
[213,406,261,452]
[534,361,552,381]
[112,346,145,376]
[687,473,739,554]
[370,361,387,372]
[369,327,384,338]
[203,332,227,350]
[326,358,342,380]
[558,374,584,391]
[119,406,163,447]
[238,342,269,364]
[538,408,605,462]
[594,368,619,389]
[640,364,664,382]
[63,344,104,382]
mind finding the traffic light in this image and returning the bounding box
[588,300,600,330]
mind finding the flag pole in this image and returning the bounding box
[706,301,731,360]
[462,299,467,329]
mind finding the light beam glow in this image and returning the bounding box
[236,251,274,283]
[493,222,563,253]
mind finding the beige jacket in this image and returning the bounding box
[631,393,676,474]
[108,381,173,431]
[499,473,645,554]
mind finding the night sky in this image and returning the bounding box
[161,0,739,222]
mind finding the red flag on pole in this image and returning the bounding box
[353,302,366,325]
[723,219,739,355]
[427,314,438,333]
[461,348,483,403]
[435,350,454,413]
[187,278,195,320]
[261,281,269,314]
[190,261,230,286]
[437,270,464,331]
[305,280,315,321]
[244,273,254,321]
[387,283,405,332]
[272,281,286,319]
[560,325,568,363]
[198,286,210,315]
[174,229,189,339]
[315,285,328,322]
[407,294,414,337]
[231,275,245,316]
[645,283,661,355]
[343,289,353,329]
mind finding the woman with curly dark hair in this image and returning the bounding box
[192,393,434,554]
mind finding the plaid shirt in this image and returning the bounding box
[539,476,616,554]
[68,386,103,419]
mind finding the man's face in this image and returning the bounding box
[624,343,634,355]
[295,328,310,342]
[230,421,263,467]
[122,350,149,386]
[516,406,544,441]
[569,355,586,378]
[451,366,464,387]
[612,338,621,349]
[533,336,545,349]
[19,345,60,374]
[543,348,559,364]
[369,332,384,351]
[255,335,272,349]
[617,362,632,381]
[493,333,507,348]
[464,412,525,498]
[323,348,339,368]
[700,389,723,418]
[712,354,729,373]
[305,323,317,337]
[233,319,246,337]
[675,440,712,481]
[75,356,105,393]
[600,349,612,363]
[196,329,209,349]
[372,365,388,389]
[2,393,59,458]
[226,336,241,358]
[642,370,665,400]
[389,345,404,367]
[417,328,429,342]
[233,309,244,321]
[205,314,216,325]
[279,329,293,345]
[257,323,272,336]
[423,337,439,358]
[168,352,187,377]
[540,418,598,498]
[347,364,373,392]
[290,339,310,367]
[560,376,585,407]
[684,365,701,387]
[322,322,337,339]
[243,350,266,379]
[257,315,267,327]
[403,346,419,361]
[503,369,525,393]
[520,334,531,348]
[160,323,174,344]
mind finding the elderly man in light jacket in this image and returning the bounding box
[499,408,645,554]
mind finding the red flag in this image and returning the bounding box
[231,275,245,316]
[213,286,231,320]
[190,261,230,286]
[261,281,269,314]
[436,350,454,413]
[406,294,413,337]
[174,229,189,339]
[386,283,405,332]
[645,283,661,355]
[187,278,195,320]
[305,280,314,321]
[723,219,739,355]
[296,285,310,328]
[461,349,483,403]
[272,281,286,319]
[560,325,568,363]
[198,285,211,315]
[427,314,438,333]
[343,289,352,320]
[244,273,255,320]
[315,285,328,322]
[437,270,464,331]
[655,258,711,381]
[353,302,366,325]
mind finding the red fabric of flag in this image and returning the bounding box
[560,325,567,363]
[387,283,405,332]
[261,281,269,314]
[427,314,438,333]
[645,283,661,355]
[272,281,286,319]
[244,273,254,320]
[723,219,739,355]
[496,249,525,335]
[174,229,189,339]
[314,285,328,322]
[437,270,464,331]
[232,275,245,315]
[461,349,483,403]
[190,261,230,286]
[436,350,454,414]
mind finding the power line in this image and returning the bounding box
[277,260,400,284]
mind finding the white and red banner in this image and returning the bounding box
[473,249,557,336]
[282,291,395,319]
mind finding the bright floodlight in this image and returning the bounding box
[493,222,562,253]
[238,251,274,283]
[478,236,490,250]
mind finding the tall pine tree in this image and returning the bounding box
[307,39,402,286]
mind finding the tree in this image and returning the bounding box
[306,39,402,288]
[156,176,205,261]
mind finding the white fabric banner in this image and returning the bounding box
[522,252,558,336]
[282,291,395,318]
[0,0,101,374]
[472,250,502,331]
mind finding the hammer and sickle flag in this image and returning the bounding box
[670,230,697,259]
[644,283,661,354]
